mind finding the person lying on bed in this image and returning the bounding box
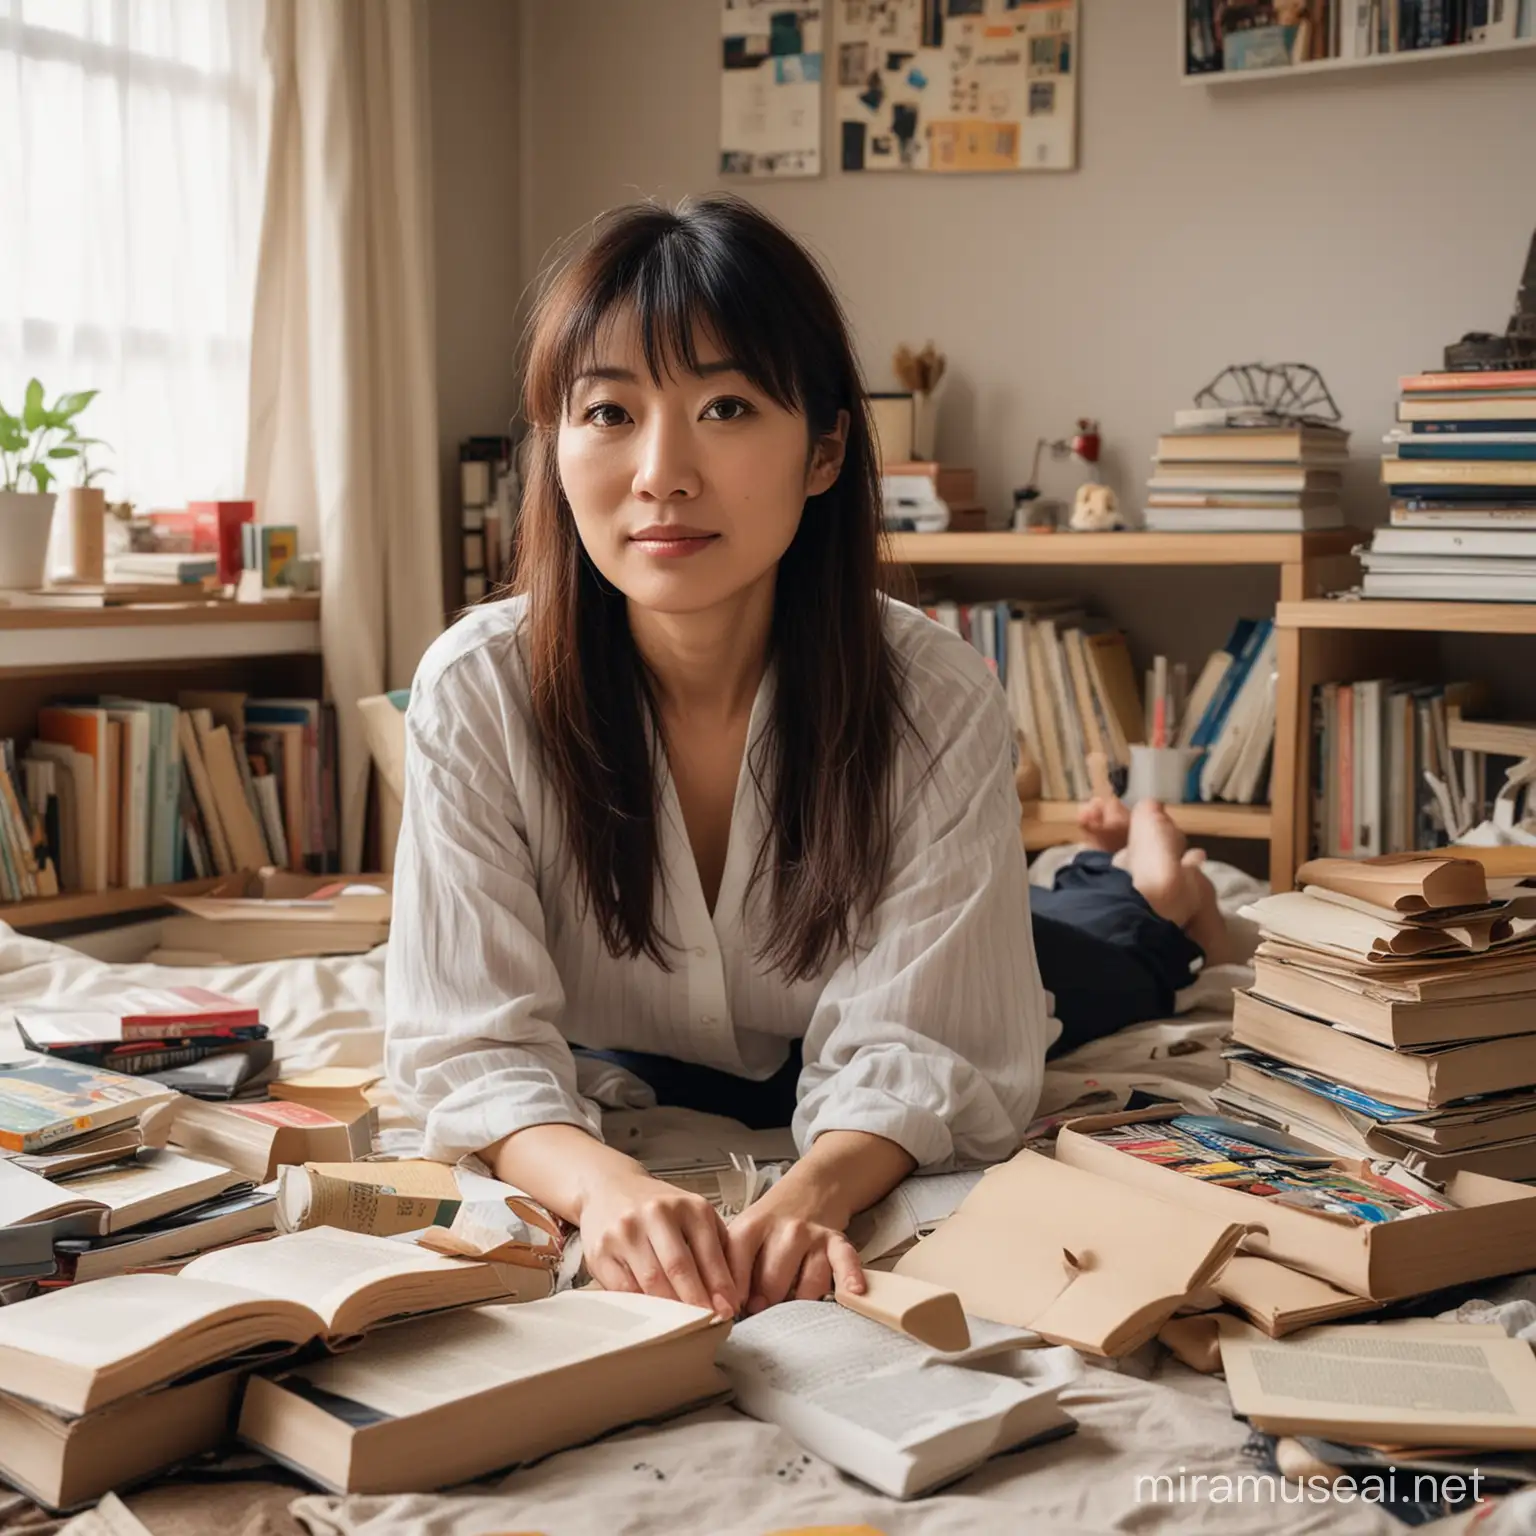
[385,194,1225,1325]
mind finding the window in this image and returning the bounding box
[0,0,266,507]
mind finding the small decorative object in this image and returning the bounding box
[57,432,112,586]
[893,343,946,462]
[0,379,98,591]
[1013,416,1103,534]
[868,392,915,465]
[1012,488,1061,533]
[1444,227,1536,371]
[1070,482,1123,532]
[286,553,321,594]
[1193,363,1342,426]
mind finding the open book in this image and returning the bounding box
[1219,1319,1536,1449]
[237,1290,728,1494]
[720,1299,1075,1499]
[1,1149,245,1236]
[0,1228,540,1417]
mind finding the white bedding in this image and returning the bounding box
[0,860,1523,1535]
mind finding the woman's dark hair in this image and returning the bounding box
[512,193,910,981]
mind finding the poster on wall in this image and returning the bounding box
[835,0,1077,173]
[720,0,824,177]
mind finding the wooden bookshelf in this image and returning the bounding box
[1271,597,1536,895]
[0,599,324,932]
[1278,599,1536,636]
[887,529,1358,572]
[1182,30,1536,86]
[883,531,1361,888]
[1022,800,1272,850]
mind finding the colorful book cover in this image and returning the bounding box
[0,1058,168,1152]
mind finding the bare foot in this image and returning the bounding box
[1113,800,1197,924]
[1077,793,1131,853]
[1112,801,1235,965]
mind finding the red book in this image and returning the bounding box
[186,500,256,584]
[1401,370,1536,394]
[15,985,260,1046]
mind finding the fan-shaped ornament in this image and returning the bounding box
[1193,363,1343,427]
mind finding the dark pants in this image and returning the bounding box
[579,851,1203,1126]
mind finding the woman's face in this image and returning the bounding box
[557,305,846,616]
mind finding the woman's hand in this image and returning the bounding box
[726,1178,864,1314]
[579,1166,740,1319]
[488,1123,738,1318]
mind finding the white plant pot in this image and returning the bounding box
[0,489,58,591]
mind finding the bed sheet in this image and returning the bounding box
[0,860,1519,1536]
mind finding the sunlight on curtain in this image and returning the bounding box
[0,0,265,508]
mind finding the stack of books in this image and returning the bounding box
[0,689,338,905]
[1221,852,1536,1185]
[1370,366,1536,601]
[0,1229,553,1508]
[881,462,986,533]
[1310,678,1489,856]
[1144,408,1348,533]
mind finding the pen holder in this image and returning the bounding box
[1125,744,1203,806]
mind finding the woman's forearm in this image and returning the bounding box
[770,1129,916,1230]
[487,1122,647,1223]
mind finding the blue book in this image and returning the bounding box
[1181,618,1260,800]
[1396,441,1536,461]
[1411,420,1536,435]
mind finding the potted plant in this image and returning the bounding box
[0,380,99,590]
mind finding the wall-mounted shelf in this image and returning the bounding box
[1184,32,1536,86]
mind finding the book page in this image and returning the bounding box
[294,1290,711,1417]
[853,1170,985,1263]
[0,1274,272,1368]
[721,1301,1037,1450]
[59,1150,233,1215]
[1221,1322,1536,1432]
[179,1228,474,1326]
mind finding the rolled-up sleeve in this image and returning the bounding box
[793,655,1053,1170]
[384,645,599,1163]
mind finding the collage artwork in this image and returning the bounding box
[720,0,1080,177]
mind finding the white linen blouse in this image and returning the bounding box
[385,593,1058,1170]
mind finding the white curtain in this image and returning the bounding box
[0,0,265,506]
[246,0,443,872]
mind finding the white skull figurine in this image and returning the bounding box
[1070,482,1123,532]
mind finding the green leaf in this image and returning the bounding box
[52,389,98,423]
[0,422,25,454]
[48,446,79,459]
[22,379,45,432]
[27,462,53,492]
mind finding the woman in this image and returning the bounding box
[386,195,1211,1322]
[387,194,1050,1320]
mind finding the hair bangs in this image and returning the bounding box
[526,204,814,431]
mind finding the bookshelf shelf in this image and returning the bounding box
[885,530,1358,568]
[1277,599,1536,636]
[1183,34,1536,86]
[1022,800,1272,850]
[0,877,226,932]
